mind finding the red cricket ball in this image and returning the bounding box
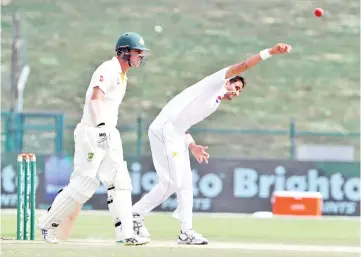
[314,8,324,17]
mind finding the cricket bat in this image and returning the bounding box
[55,203,82,241]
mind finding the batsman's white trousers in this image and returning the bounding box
[71,123,131,189]
[132,122,193,226]
[38,123,133,238]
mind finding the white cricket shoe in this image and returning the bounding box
[115,217,150,243]
[124,234,151,246]
[41,228,59,244]
[177,229,208,245]
[133,214,151,238]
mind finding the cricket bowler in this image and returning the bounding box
[131,43,292,244]
[37,32,151,245]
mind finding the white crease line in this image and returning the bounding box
[2,239,360,253]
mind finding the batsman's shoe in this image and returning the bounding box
[124,235,151,246]
[133,214,150,238]
[177,229,208,245]
[40,228,59,244]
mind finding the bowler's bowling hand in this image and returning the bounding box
[269,43,292,55]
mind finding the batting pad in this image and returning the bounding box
[107,187,126,241]
[69,176,100,203]
[38,176,99,230]
[37,187,80,229]
[113,161,132,190]
[105,162,133,239]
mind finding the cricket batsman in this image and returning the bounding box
[37,32,151,245]
[131,43,292,244]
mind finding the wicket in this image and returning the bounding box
[16,153,36,240]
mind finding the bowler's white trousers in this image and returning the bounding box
[132,122,193,229]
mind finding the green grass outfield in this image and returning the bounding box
[1,210,360,257]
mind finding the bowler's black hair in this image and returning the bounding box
[229,75,246,88]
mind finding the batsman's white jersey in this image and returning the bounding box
[72,56,129,181]
[132,67,230,230]
[81,56,127,128]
